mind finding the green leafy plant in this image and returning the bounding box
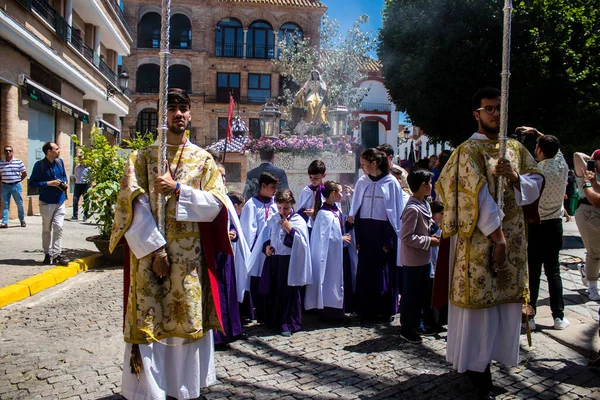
[71,129,154,239]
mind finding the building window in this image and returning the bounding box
[136,64,160,93]
[138,12,161,48]
[171,14,191,49]
[217,73,240,103]
[217,117,228,140]
[247,20,274,59]
[248,74,271,104]
[278,22,303,44]
[249,118,261,139]
[136,108,158,136]
[169,65,191,92]
[215,18,243,57]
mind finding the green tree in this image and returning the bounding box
[379,0,600,156]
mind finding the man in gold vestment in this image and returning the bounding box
[110,89,231,400]
[436,88,543,400]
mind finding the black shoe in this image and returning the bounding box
[400,330,423,344]
[43,254,52,265]
[214,343,230,351]
[416,324,437,336]
[53,255,67,265]
[235,332,250,341]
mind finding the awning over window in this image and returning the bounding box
[25,78,89,123]
[97,119,120,137]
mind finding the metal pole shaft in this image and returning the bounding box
[157,0,171,234]
[497,0,512,211]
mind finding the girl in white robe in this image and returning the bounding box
[305,181,356,319]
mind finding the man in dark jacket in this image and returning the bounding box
[243,144,288,199]
[30,142,68,265]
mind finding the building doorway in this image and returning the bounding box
[27,101,55,195]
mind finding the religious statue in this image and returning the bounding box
[294,70,328,125]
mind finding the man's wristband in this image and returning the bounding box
[583,182,593,189]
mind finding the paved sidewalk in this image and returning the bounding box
[0,208,100,288]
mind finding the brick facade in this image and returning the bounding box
[123,0,325,146]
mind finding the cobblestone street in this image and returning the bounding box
[1,266,599,399]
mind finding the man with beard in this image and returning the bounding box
[436,87,543,399]
[110,88,232,399]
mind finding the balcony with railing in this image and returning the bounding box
[215,43,243,58]
[203,94,266,105]
[17,0,120,87]
[246,44,275,59]
[359,102,392,112]
[101,0,133,39]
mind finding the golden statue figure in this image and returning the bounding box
[294,70,328,125]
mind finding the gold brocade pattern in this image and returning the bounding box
[109,143,229,344]
[436,138,540,308]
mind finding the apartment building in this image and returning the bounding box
[0,0,132,217]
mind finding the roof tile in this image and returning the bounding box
[216,0,326,8]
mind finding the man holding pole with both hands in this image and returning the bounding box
[436,88,543,400]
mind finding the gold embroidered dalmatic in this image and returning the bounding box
[436,138,541,308]
[109,143,229,344]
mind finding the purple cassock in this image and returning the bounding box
[213,228,243,345]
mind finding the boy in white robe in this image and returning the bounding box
[297,160,327,233]
[239,172,278,321]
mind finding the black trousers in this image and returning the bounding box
[400,264,430,334]
[527,219,565,320]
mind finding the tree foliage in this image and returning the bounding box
[379,0,600,156]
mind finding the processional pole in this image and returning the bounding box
[497,0,512,211]
[497,0,533,348]
[157,0,171,234]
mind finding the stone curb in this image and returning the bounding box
[0,253,104,308]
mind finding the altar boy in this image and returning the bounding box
[239,172,279,320]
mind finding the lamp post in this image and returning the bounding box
[106,71,130,100]
[327,105,349,136]
[259,99,281,137]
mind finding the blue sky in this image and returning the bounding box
[321,0,408,124]
[322,0,385,58]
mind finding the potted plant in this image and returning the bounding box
[71,128,154,261]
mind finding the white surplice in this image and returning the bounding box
[446,133,543,373]
[239,196,278,251]
[121,187,223,400]
[305,207,345,310]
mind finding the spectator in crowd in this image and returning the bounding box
[243,144,288,199]
[573,150,600,300]
[71,156,90,222]
[518,127,570,330]
[30,142,69,265]
[565,169,577,216]
[0,145,27,228]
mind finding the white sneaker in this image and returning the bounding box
[553,317,570,330]
[578,263,588,287]
[521,318,536,331]
[588,287,600,301]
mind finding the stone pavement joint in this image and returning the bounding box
[0,253,103,308]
